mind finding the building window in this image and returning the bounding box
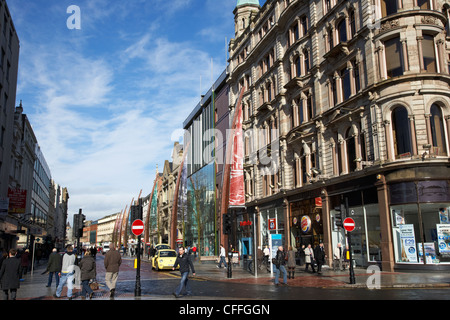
[417,0,430,10]
[337,19,347,43]
[345,127,357,172]
[430,104,448,155]
[340,67,351,101]
[385,37,404,78]
[300,15,308,37]
[354,61,361,93]
[303,49,310,74]
[381,0,398,17]
[349,10,356,38]
[295,55,301,77]
[306,95,313,121]
[290,22,299,46]
[422,34,437,72]
[392,106,412,157]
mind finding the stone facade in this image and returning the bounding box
[228,0,450,271]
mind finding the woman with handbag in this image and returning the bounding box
[79,250,97,299]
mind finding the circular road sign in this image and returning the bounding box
[131,219,144,236]
[343,217,355,232]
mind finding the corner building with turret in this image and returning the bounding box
[227,0,450,271]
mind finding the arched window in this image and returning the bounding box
[430,104,447,155]
[392,106,412,157]
[346,127,357,172]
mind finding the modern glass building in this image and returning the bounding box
[182,70,228,257]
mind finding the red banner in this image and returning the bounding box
[229,99,245,207]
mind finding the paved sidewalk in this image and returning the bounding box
[187,259,450,289]
[11,256,450,300]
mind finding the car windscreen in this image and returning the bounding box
[159,251,176,257]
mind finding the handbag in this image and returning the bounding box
[89,279,99,290]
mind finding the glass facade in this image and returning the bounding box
[184,163,217,256]
[259,206,285,249]
[290,199,322,249]
[330,188,381,267]
[390,180,450,265]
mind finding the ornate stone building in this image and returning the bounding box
[228,0,450,271]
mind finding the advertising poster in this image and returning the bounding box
[437,224,450,260]
[399,224,418,263]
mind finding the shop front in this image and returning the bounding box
[258,202,285,253]
[328,187,381,268]
[290,197,323,250]
[389,179,450,268]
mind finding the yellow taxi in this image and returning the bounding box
[152,249,179,271]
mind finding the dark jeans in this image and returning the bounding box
[174,272,192,296]
[47,272,60,287]
[81,280,93,297]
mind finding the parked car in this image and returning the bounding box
[152,249,178,271]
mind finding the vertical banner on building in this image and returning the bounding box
[399,224,418,263]
[228,93,245,207]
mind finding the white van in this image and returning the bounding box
[102,242,111,255]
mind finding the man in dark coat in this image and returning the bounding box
[314,242,326,274]
[104,244,121,298]
[0,249,21,300]
[46,248,62,288]
[172,247,195,298]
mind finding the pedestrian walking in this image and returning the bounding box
[299,244,306,266]
[0,249,21,300]
[263,245,270,265]
[287,246,296,279]
[104,244,121,299]
[172,247,196,298]
[217,244,227,268]
[54,245,76,300]
[273,246,288,286]
[46,248,62,288]
[333,243,343,271]
[79,250,96,300]
[314,242,326,274]
[20,249,30,279]
[304,244,316,273]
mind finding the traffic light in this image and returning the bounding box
[334,204,345,228]
[223,213,232,235]
[130,204,142,222]
[73,210,86,238]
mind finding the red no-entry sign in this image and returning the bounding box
[343,217,355,232]
[131,219,144,236]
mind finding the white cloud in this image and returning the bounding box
[12,0,234,222]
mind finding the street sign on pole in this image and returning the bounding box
[343,217,355,232]
[131,219,144,236]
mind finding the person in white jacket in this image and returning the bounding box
[217,244,228,268]
[304,244,316,273]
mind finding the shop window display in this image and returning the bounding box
[390,180,450,265]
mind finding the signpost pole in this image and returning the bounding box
[135,234,141,297]
[345,197,356,284]
[131,218,144,297]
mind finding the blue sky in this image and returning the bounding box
[7,0,265,222]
